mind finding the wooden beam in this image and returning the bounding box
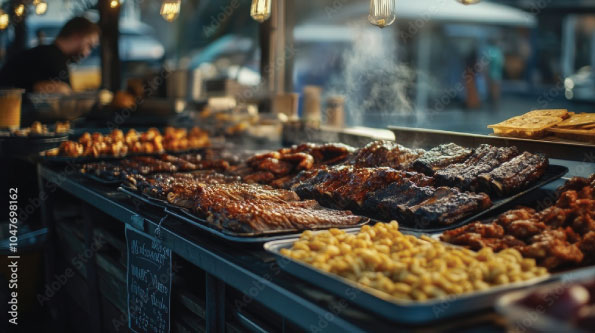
[98,0,121,91]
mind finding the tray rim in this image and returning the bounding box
[388,125,595,149]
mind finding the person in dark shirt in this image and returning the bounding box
[0,16,100,94]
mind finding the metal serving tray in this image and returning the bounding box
[398,164,568,234]
[79,170,123,185]
[38,147,218,165]
[265,236,560,325]
[117,186,370,243]
[388,126,594,162]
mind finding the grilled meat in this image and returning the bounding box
[476,152,548,196]
[441,175,595,270]
[351,140,425,170]
[293,165,434,210]
[405,187,491,227]
[121,156,179,174]
[412,143,473,175]
[132,171,364,233]
[434,144,519,191]
[240,143,356,187]
[81,153,231,182]
[293,165,490,226]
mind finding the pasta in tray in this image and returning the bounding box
[280,222,548,301]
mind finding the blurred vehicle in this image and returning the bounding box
[188,34,261,86]
[564,66,595,102]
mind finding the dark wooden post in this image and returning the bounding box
[8,0,27,58]
[98,0,121,91]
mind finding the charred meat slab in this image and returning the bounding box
[434,144,519,191]
[131,171,364,233]
[293,165,490,226]
[293,165,434,211]
[476,152,548,196]
[411,143,473,175]
[351,140,426,170]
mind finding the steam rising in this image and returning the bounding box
[326,24,415,127]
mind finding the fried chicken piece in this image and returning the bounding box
[495,208,538,227]
[579,231,595,260]
[505,220,547,240]
[441,222,505,244]
[539,206,568,228]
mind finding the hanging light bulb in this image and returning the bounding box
[14,3,25,17]
[368,0,397,28]
[250,0,271,23]
[0,9,9,30]
[456,0,480,4]
[160,0,181,22]
[35,0,48,15]
[109,0,120,9]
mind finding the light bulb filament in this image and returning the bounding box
[250,0,271,23]
[161,0,181,22]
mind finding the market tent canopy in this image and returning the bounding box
[304,0,537,27]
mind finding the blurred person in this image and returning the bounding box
[485,38,504,108]
[35,29,46,46]
[0,16,100,94]
[464,49,481,109]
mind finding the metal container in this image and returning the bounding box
[399,164,568,234]
[166,69,203,100]
[265,236,561,325]
[388,126,595,162]
[117,186,370,244]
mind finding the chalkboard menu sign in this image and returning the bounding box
[126,224,172,333]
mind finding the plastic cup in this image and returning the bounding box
[0,89,25,130]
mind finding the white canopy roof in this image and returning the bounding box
[303,0,537,27]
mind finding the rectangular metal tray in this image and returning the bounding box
[117,186,370,243]
[38,147,217,165]
[388,126,594,162]
[80,170,123,185]
[398,164,568,233]
[264,235,583,325]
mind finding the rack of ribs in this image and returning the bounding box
[131,171,365,233]
[411,143,473,175]
[476,152,549,196]
[293,165,491,226]
[167,182,364,233]
[350,140,426,170]
[434,144,520,191]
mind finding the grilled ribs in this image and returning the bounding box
[411,143,473,175]
[131,171,364,233]
[81,153,231,182]
[351,140,426,170]
[434,144,519,191]
[476,152,549,196]
[293,165,491,226]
